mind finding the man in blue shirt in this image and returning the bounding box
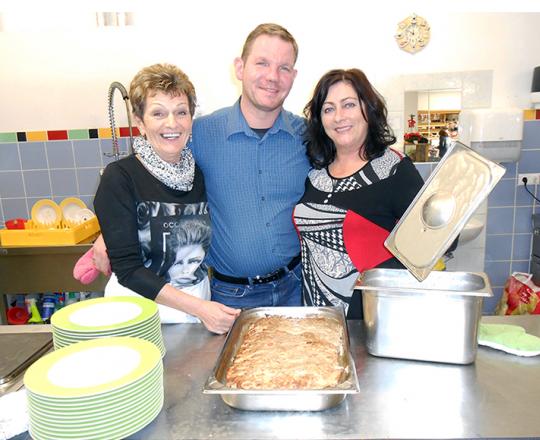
[90,23,310,311]
[192,23,311,308]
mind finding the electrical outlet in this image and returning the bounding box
[518,173,540,186]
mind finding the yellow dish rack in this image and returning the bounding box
[0,216,100,247]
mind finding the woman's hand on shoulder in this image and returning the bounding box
[197,301,241,334]
[92,234,112,276]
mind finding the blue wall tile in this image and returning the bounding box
[20,142,47,170]
[499,161,516,178]
[512,233,533,260]
[46,141,75,169]
[511,260,531,273]
[486,207,514,234]
[488,179,516,207]
[514,206,534,233]
[27,197,45,214]
[485,260,511,287]
[74,139,102,168]
[515,183,536,206]
[0,143,21,171]
[522,120,540,149]
[517,149,540,173]
[77,168,101,195]
[484,287,503,314]
[100,138,132,167]
[1,198,29,220]
[79,195,95,210]
[0,171,25,198]
[485,234,513,261]
[23,170,52,197]
[414,163,433,182]
[50,169,78,197]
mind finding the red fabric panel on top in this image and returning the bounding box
[343,210,393,272]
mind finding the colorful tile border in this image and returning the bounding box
[0,127,140,143]
[523,109,540,120]
[1,110,538,143]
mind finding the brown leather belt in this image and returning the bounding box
[212,255,301,285]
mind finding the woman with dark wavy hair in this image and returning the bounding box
[293,68,424,319]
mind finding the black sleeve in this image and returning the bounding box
[93,162,167,299]
[391,157,425,219]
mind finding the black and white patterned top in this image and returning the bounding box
[293,148,424,318]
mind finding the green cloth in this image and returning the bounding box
[478,323,540,356]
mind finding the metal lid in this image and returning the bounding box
[385,141,505,281]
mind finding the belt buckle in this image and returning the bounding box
[253,269,278,285]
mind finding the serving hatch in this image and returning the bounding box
[203,306,360,411]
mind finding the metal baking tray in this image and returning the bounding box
[203,306,360,411]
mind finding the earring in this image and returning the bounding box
[189,133,193,144]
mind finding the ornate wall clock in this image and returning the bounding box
[395,14,430,54]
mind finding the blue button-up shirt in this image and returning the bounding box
[191,99,311,277]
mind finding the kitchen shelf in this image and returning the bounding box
[417,109,460,142]
[0,243,108,325]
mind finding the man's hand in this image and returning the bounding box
[92,234,112,276]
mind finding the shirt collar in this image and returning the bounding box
[225,98,297,139]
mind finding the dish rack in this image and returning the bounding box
[0,216,100,247]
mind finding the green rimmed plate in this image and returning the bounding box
[51,296,158,333]
[51,311,160,337]
[52,326,165,357]
[29,394,163,440]
[24,337,161,398]
[26,362,163,408]
[28,385,163,427]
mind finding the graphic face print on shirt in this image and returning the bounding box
[136,200,210,287]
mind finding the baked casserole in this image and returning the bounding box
[225,316,345,389]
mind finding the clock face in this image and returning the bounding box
[395,14,430,53]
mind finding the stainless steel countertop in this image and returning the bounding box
[8,315,540,439]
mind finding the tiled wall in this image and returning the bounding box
[1,120,539,315]
[0,129,135,225]
[484,120,540,312]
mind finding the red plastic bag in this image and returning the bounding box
[496,272,540,315]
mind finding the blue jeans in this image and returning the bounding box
[210,263,303,309]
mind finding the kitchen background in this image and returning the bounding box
[0,2,539,313]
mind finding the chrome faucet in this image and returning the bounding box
[105,81,134,161]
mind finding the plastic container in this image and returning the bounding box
[5,218,26,229]
[41,294,56,323]
[54,292,65,311]
[26,297,43,324]
[65,292,79,306]
[7,306,30,325]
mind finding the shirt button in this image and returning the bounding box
[258,170,262,174]
[266,222,270,227]
[261,196,265,201]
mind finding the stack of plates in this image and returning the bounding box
[24,337,163,440]
[51,296,165,357]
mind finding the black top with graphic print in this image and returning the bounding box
[94,155,210,300]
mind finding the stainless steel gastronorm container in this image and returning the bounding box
[203,306,360,411]
[356,269,492,364]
